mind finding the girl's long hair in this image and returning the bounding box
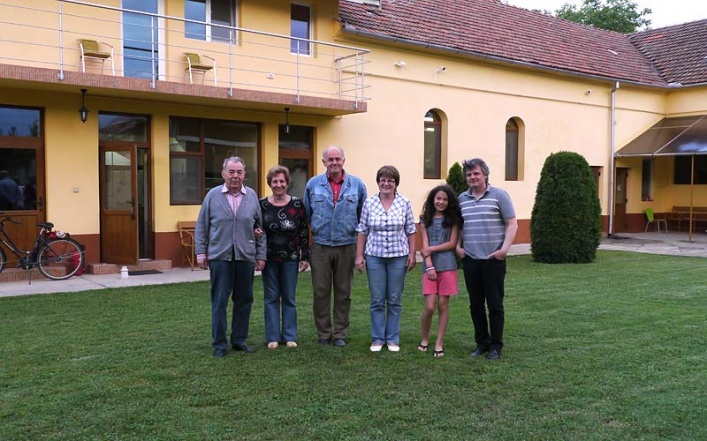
[420,184,461,228]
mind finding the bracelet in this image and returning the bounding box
[424,266,435,272]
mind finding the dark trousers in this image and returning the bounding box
[309,243,355,340]
[462,256,506,350]
[209,259,255,351]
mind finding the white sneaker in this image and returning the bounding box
[370,344,383,352]
[387,343,400,352]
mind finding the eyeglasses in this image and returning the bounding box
[379,179,396,184]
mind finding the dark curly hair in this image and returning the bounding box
[420,184,461,228]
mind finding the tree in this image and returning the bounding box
[445,162,467,196]
[530,151,601,264]
[555,0,651,33]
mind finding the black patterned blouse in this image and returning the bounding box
[259,196,310,262]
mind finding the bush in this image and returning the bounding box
[531,151,601,263]
[446,162,467,195]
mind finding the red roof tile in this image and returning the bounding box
[339,0,676,86]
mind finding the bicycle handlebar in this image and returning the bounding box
[0,216,21,225]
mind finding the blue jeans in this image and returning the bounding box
[209,259,255,352]
[262,260,299,342]
[365,255,407,345]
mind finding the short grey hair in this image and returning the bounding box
[322,145,345,160]
[222,156,246,170]
[462,158,490,183]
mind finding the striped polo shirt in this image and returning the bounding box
[459,185,516,260]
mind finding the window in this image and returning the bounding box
[641,158,653,200]
[674,155,707,185]
[169,117,260,204]
[123,0,159,79]
[0,106,42,211]
[505,119,519,181]
[291,4,311,55]
[185,0,236,43]
[423,110,442,179]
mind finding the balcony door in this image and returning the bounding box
[122,0,161,79]
[278,125,313,199]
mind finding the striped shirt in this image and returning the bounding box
[356,193,417,258]
[222,184,246,216]
[459,185,515,260]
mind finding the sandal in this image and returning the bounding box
[417,343,428,352]
[267,341,279,349]
[433,348,445,358]
[286,341,298,348]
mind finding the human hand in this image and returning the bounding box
[420,246,431,259]
[299,261,309,272]
[197,254,208,269]
[425,268,437,280]
[355,256,366,273]
[255,259,266,271]
[406,255,416,272]
[254,227,263,240]
[488,249,508,260]
[456,245,465,259]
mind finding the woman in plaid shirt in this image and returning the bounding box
[355,165,417,352]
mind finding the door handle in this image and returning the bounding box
[36,197,44,211]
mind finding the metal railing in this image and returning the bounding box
[0,0,370,105]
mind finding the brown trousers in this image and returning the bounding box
[309,243,355,340]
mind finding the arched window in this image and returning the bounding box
[424,110,442,179]
[505,118,523,181]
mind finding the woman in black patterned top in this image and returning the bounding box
[259,165,310,349]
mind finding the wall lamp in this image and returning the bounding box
[394,60,406,68]
[284,107,290,134]
[78,89,89,123]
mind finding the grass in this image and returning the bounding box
[1,251,706,441]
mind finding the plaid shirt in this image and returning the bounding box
[356,193,416,258]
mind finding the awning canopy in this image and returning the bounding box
[615,115,707,157]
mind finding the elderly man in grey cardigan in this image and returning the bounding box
[195,156,267,358]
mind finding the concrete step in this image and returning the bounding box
[0,259,173,283]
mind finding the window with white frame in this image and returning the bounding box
[185,0,236,43]
[291,3,312,55]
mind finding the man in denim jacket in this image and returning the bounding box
[304,146,367,347]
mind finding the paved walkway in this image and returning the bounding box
[2,231,705,298]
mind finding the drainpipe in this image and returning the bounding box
[608,81,620,237]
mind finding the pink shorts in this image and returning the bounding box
[422,269,458,296]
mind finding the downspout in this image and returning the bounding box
[608,81,620,237]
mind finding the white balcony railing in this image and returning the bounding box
[0,0,370,107]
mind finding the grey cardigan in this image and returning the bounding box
[195,185,267,262]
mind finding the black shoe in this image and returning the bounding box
[213,350,227,358]
[232,344,255,353]
[333,338,346,347]
[486,348,501,360]
[317,338,331,345]
[469,346,489,358]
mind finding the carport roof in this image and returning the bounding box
[615,115,707,157]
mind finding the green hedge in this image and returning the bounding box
[531,151,601,263]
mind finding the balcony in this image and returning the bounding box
[0,0,370,116]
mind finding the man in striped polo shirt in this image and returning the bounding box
[456,158,518,360]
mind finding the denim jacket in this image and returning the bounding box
[304,172,367,246]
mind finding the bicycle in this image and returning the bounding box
[0,216,85,283]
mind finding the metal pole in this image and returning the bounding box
[58,0,65,80]
[608,81,620,237]
[150,16,156,88]
[689,155,695,242]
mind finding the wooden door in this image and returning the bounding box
[613,168,628,233]
[99,144,138,265]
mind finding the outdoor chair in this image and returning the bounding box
[79,39,115,75]
[184,53,217,85]
[178,220,197,270]
[644,208,668,233]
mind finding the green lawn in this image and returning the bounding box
[1,251,705,441]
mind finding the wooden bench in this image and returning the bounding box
[178,221,197,269]
[666,206,707,231]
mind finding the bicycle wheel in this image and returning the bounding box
[37,238,85,280]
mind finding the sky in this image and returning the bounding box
[502,0,707,29]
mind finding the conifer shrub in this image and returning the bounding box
[531,151,601,263]
[446,162,467,196]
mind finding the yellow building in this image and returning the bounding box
[1,0,705,278]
